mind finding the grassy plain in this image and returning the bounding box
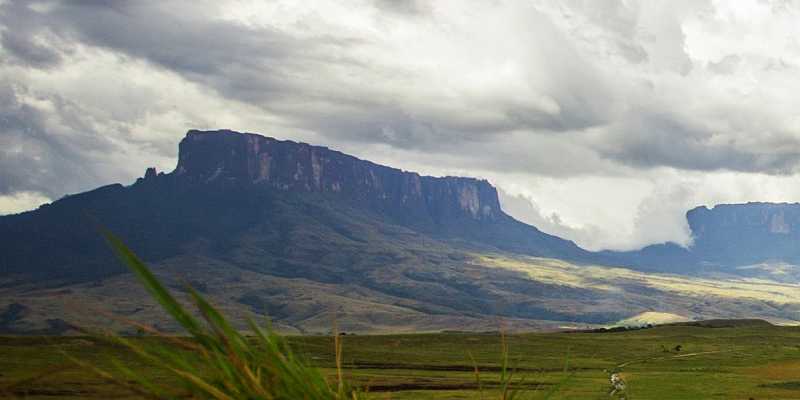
[3,322,800,399]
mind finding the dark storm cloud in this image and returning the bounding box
[1,29,63,68]
[0,82,118,197]
[0,1,612,155]
[4,0,800,247]
[0,2,314,76]
[596,110,800,174]
[0,1,74,69]
[2,2,800,198]
[3,0,800,180]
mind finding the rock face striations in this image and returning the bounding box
[686,203,800,267]
[173,130,502,223]
[605,202,800,273]
[6,129,800,332]
[0,129,589,283]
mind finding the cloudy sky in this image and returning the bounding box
[3,0,800,251]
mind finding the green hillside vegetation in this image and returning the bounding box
[5,130,800,334]
[4,234,800,399]
[5,246,800,335]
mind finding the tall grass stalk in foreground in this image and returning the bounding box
[88,230,566,399]
[96,229,365,400]
[470,331,573,400]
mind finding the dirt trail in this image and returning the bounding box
[616,349,734,369]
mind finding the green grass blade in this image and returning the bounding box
[100,229,204,336]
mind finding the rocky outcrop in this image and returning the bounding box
[608,202,800,272]
[0,128,590,284]
[171,129,502,222]
[687,203,800,238]
[144,167,158,180]
[684,202,800,266]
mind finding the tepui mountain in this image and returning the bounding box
[3,129,800,333]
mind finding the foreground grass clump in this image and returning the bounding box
[95,230,365,400]
[7,234,800,398]
[93,231,543,400]
[9,322,800,398]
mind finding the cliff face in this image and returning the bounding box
[0,129,592,283]
[687,203,800,238]
[172,129,502,222]
[684,202,800,266]
[608,202,800,273]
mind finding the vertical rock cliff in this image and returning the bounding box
[172,129,503,223]
[165,130,589,260]
[685,202,800,266]
[0,129,591,282]
[606,202,800,273]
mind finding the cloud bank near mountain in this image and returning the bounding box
[3,0,800,250]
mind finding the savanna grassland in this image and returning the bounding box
[4,322,800,399]
[5,228,800,400]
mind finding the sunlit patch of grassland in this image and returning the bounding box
[9,323,800,399]
[745,360,800,380]
[618,311,689,326]
[34,230,551,400]
[475,254,800,305]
